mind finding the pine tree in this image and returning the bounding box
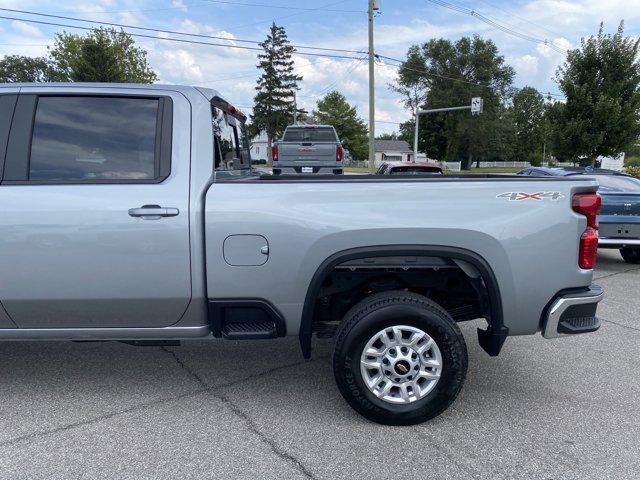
[251,23,302,164]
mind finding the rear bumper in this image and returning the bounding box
[542,284,604,339]
[598,237,640,247]
[273,165,342,175]
[598,220,640,247]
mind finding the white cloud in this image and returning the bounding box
[509,54,539,77]
[11,21,45,39]
[153,48,204,82]
[171,0,188,12]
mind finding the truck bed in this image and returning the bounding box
[206,172,598,337]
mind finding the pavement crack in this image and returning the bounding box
[160,346,209,388]
[0,353,321,448]
[214,390,317,480]
[593,266,640,280]
[0,386,209,449]
[602,318,640,333]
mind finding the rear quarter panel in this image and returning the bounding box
[205,178,597,336]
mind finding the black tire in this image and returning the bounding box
[620,247,640,264]
[332,291,468,426]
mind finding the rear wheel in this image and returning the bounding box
[620,247,640,264]
[332,291,468,425]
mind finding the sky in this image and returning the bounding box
[0,0,638,134]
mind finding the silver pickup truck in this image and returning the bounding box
[0,83,604,425]
[272,124,343,175]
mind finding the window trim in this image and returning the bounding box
[2,93,173,185]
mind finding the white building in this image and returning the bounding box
[373,140,415,167]
[250,132,268,163]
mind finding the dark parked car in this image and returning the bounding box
[518,167,640,263]
[376,161,443,175]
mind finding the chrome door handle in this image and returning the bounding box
[128,205,179,219]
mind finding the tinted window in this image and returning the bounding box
[282,127,337,142]
[590,174,640,192]
[0,95,17,177]
[29,97,159,181]
[213,106,241,170]
[389,166,442,175]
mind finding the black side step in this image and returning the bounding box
[222,321,277,340]
[558,316,601,335]
[209,299,287,339]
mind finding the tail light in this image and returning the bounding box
[336,145,343,162]
[272,145,278,162]
[572,192,601,269]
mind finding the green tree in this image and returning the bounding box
[376,132,399,140]
[312,91,368,160]
[550,22,640,165]
[512,86,546,165]
[394,36,515,168]
[0,55,63,83]
[49,27,157,83]
[251,23,302,164]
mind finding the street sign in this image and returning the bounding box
[471,97,483,115]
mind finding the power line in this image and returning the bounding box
[0,7,563,100]
[474,0,566,40]
[0,14,363,60]
[297,53,368,100]
[197,55,350,84]
[425,0,567,54]
[0,7,363,54]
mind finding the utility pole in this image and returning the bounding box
[413,105,420,162]
[293,91,298,124]
[367,0,377,174]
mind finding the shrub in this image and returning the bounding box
[626,165,640,178]
[625,156,640,167]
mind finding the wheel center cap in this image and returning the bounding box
[394,360,411,375]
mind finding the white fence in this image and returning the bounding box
[343,159,368,169]
[436,161,462,171]
[474,161,575,168]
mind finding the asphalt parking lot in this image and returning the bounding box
[0,249,638,480]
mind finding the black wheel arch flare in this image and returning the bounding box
[299,245,508,358]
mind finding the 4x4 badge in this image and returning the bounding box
[496,191,564,201]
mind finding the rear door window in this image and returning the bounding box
[29,96,160,181]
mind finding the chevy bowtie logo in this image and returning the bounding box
[396,364,408,373]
